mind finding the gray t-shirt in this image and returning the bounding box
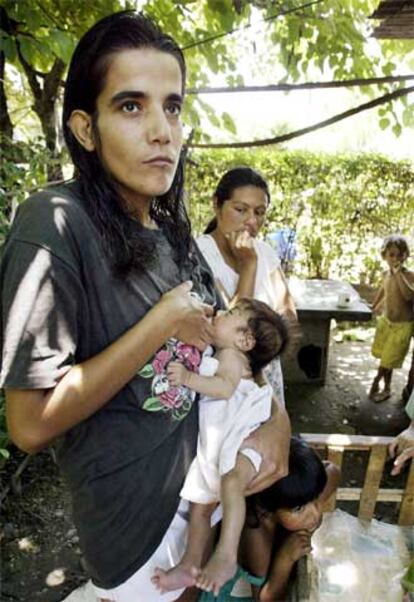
[0,181,220,588]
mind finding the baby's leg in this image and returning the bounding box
[196,453,256,596]
[152,502,216,593]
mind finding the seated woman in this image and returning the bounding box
[196,166,297,405]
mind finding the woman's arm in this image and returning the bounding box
[167,348,244,400]
[243,395,291,494]
[6,282,214,454]
[269,269,297,322]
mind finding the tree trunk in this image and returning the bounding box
[0,51,13,142]
[17,47,66,182]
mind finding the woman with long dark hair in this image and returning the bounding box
[1,12,290,602]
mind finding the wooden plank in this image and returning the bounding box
[336,487,404,503]
[358,445,387,521]
[324,446,344,511]
[302,433,394,449]
[399,457,414,526]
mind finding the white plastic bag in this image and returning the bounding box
[309,509,413,602]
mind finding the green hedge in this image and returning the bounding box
[186,149,414,285]
[1,142,413,286]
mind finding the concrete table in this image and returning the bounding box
[281,278,372,385]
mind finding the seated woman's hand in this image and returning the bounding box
[242,403,291,495]
[161,281,215,351]
[226,230,257,271]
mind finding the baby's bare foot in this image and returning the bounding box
[196,551,237,596]
[151,564,198,593]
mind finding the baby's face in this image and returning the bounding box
[383,244,405,268]
[212,306,252,350]
[276,500,322,533]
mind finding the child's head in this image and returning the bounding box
[212,298,289,375]
[249,437,327,532]
[380,235,410,264]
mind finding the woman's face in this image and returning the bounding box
[88,48,183,210]
[214,185,268,238]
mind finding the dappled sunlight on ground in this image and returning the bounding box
[286,331,411,437]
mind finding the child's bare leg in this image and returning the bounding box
[259,530,312,601]
[152,502,216,593]
[372,367,392,401]
[369,366,382,398]
[196,453,256,596]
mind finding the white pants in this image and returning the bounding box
[92,501,189,602]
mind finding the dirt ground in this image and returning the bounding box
[1,328,412,602]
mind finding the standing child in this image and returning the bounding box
[369,235,414,402]
[152,298,289,596]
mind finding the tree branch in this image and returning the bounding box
[189,85,414,149]
[181,0,323,50]
[187,74,414,95]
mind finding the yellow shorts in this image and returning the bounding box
[372,315,414,369]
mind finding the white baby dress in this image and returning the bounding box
[180,355,273,504]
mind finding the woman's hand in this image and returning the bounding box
[161,281,215,351]
[226,230,257,273]
[242,401,291,495]
[389,422,414,475]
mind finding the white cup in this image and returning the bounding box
[337,292,351,308]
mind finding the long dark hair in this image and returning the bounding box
[63,11,191,276]
[204,166,270,234]
[247,437,327,526]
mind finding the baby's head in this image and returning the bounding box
[212,298,289,375]
[380,235,410,264]
[249,437,327,532]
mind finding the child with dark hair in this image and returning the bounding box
[239,437,340,601]
[369,235,414,402]
[152,298,289,596]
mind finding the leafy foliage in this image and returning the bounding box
[187,148,414,284]
[1,0,413,152]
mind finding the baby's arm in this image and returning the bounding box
[167,348,244,399]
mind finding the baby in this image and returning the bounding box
[152,298,289,596]
[369,235,414,402]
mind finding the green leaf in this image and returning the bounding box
[0,448,10,459]
[137,364,155,378]
[142,397,164,412]
[392,123,402,137]
[0,34,17,62]
[49,29,75,63]
[221,112,237,135]
[379,118,390,130]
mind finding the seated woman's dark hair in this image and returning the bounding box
[204,166,270,234]
[63,11,192,277]
[247,437,327,526]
